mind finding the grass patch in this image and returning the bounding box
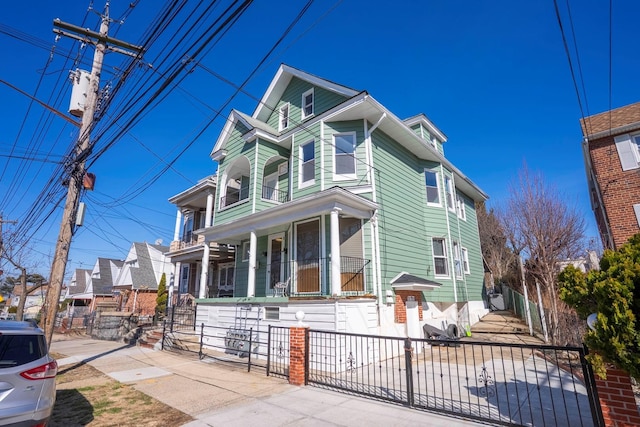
[50,354,193,427]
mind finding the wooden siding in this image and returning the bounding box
[265,77,350,131]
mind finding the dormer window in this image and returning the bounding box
[301,89,314,119]
[279,103,290,131]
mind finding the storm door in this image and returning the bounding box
[295,219,320,293]
[267,233,285,293]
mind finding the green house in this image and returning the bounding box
[196,65,488,336]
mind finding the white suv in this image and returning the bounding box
[0,320,57,426]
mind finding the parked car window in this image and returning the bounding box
[0,335,46,367]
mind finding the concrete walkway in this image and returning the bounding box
[51,334,487,426]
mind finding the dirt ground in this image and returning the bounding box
[51,352,193,427]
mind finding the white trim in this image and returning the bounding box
[445,176,455,212]
[333,131,357,181]
[254,64,359,122]
[614,134,640,171]
[278,102,290,132]
[299,139,315,188]
[461,247,470,274]
[424,169,441,207]
[252,143,259,213]
[634,204,640,227]
[301,88,314,120]
[320,121,325,191]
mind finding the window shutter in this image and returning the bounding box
[634,204,640,227]
[614,134,639,171]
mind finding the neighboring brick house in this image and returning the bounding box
[581,101,640,250]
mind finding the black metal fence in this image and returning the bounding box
[267,325,290,379]
[305,330,603,427]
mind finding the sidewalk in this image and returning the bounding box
[51,334,486,426]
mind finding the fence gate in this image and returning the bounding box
[305,330,603,427]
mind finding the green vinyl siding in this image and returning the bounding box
[266,77,350,131]
[370,129,434,292]
[215,120,254,225]
[254,138,290,212]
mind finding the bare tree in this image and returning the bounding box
[476,201,517,286]
[500,165,585,343]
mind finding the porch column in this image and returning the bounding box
[205,192,214,227]
[330,208,342,296]
[169,261,181,307]
[199,244,210,298]
[247,230,257,297]
[173,209,182,241]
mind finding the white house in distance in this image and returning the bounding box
[113,242,173,316]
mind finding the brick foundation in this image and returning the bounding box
[289,326,308,386]
[595,368,640,427]
[393,291,423,323]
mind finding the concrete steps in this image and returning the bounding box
[164,332,202,353]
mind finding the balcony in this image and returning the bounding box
[261,185,289,203]
[220,186,250,208]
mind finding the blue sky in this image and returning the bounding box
[0,1,638,280]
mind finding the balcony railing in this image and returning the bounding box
[233,256,372,297]
[220,186,250,208]
[261,185,289,203]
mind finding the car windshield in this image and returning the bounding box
[0,334,46,367]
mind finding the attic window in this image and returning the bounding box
[279,103,290,131]
[301,89,314,119]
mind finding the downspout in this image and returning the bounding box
[365,114,385,325]
[440,165,458,315]
[582,137,613,248]
[320,121,325,191]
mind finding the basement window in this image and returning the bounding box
[264,307,280,321]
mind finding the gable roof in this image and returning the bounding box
[67,268,92,296]
[390,272,442,291]
[115,242,170,290]
[88,258,124,296]
[581,101,640,139]
[253,64,360,123]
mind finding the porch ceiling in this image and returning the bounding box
[197,187,379,244]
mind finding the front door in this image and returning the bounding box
[267,233,285,293]
[296,219,320,293]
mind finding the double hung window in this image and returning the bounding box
[432,238,448,276]
[334,133,356,178]
[302,89,314,119]
[425,170,440,206]
[300,140,315,186]
[445,176,455,211]
[279,103,290,131]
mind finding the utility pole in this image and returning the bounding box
[43,2,142,346]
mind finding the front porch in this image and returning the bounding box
[231,256,374,298]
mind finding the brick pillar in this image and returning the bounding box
[595,367,640,427]
[289,326,308,386]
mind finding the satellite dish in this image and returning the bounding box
[154,239,163,245]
